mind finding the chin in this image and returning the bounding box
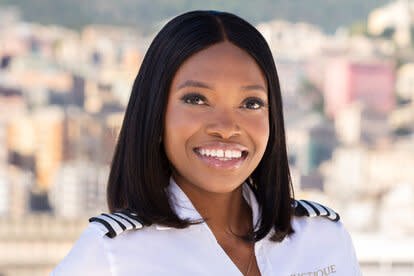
[193,175,246,194]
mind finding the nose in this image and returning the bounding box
[205,108,241,139]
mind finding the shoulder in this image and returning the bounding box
[291,199,349,247]
[292,199,344,243]
[51,221,114,275]
[293,199,340,222]
[88,209,144,238]
[289,200,361,274]
[51,210,145,275]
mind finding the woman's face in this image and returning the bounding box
[163,41,269,195]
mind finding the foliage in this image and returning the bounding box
[349,21,368,36]
[0,0,390,34]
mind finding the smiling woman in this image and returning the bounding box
[164,41,269,195]
[51,10,362,276]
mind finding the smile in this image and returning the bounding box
[193,146,248,170]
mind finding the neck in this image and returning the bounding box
[173,176,253,238]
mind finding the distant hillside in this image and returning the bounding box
[0,0,391,34]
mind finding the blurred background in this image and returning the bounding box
[0,0,413,275]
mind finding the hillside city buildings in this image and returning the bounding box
[0,2,413,275]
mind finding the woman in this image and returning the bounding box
[51,10,361,275]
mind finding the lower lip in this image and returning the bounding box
[193,150,247,170]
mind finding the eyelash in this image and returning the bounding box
[180,93,266,110]
[181,93,207,105]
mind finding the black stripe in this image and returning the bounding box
[112,213,136,228]
[331,212,340,222]
[294,200,309,216]
[102,213,126,230]
[314,202,340,221]
[302,200,320,216]
[313,201,331,217]
[118,210,144,225]
[89,217,117,238]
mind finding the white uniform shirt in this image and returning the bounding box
[51,178,362,276]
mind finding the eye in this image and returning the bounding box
[180,93,207,105]
[242,97,266,110]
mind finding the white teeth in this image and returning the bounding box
[231,150,241,158]
[197,148,243,159]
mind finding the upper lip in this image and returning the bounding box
[193,141,248,152]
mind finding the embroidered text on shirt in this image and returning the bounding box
[290,264,336,276]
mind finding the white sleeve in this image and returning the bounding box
[341,224,362,276]
[50,223,112,276]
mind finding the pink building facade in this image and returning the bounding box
[324,58,395,119]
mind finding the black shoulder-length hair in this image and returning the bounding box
[107,10,295,242]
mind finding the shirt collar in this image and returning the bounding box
[156,176,261,230]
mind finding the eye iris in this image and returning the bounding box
[246,100,261,109]
[183,95,204,105]
[250,102,258,108]
[193,97,202,104]
[185,95,203,105]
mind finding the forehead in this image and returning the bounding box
[170,41,267,89]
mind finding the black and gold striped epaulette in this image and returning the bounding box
[89,209,144,238]
[294,199,340,222]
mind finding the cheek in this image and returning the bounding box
[163,104,203,156]
[243,112,269,152]
[165,106,204,136]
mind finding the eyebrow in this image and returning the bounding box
[177,80,266,93]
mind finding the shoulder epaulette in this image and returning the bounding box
[294,199,340,222]
[89,209,144,238]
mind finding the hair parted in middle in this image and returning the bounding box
[106,10,295,242]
